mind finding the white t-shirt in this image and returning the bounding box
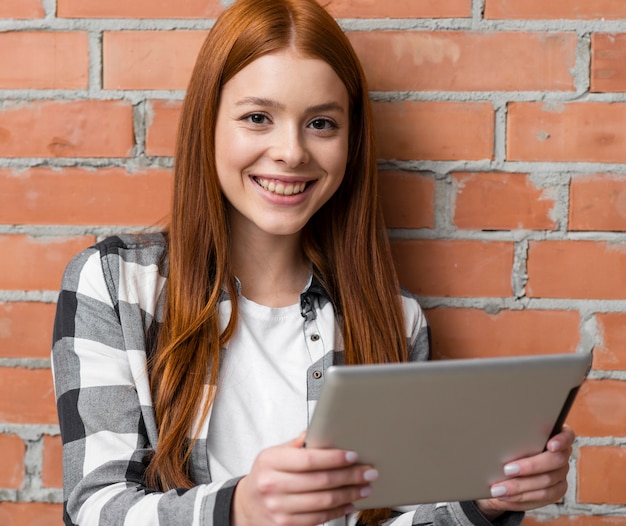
[207,294,313,480]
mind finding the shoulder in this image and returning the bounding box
[399,288,431,362]
[93,232,168,266]
[399,288,427,335]
[59,232,169,305]
[72,232,167,270]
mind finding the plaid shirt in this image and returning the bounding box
[52,233,523,526]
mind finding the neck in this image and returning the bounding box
[230,230,310,308]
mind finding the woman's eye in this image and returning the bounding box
[309,118,336,131]
[245,113,269,125]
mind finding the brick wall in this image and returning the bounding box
[1,0,625,524]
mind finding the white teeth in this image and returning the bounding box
[256,178,307,196]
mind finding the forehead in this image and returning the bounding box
[220,49,349,109]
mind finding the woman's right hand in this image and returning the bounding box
[232,432,378,526]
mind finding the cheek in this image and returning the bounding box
[215,129,256,177]
[327,143,349,181]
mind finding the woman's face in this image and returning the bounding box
[214,48,350,241]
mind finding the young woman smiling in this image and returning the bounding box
[52,1,575,525]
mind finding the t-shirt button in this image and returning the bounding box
[310,333,320,341]
[312,370,323,379]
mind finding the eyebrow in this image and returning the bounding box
[235,96,345,114]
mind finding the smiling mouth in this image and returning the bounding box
[253,177,310,196]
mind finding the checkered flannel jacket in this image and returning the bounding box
[51,233,523,526]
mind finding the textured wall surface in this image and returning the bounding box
[1,0,626,524]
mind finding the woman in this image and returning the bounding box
[51,0,574,524]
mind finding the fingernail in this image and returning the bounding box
[491,485,507,498]
[345,451,358,462]
[360,486,373,498]
[363,469,379,482]
[504,463,520,476]
[548,440,561,452]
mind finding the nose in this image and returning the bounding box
[269,124,310,168]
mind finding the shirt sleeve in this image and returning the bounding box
[51,243,240,526]
[401,290,431,364]
[382,293,525,526]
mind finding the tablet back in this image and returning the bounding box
[305,352,592,509]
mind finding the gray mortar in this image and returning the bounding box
[0,424,62,503]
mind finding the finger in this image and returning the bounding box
[264,503,357,526]
[490,464,568,501]
[262,445,362,474]
[286,431,307,448]
[490,478,568,512]
[501,445,571,479]
[264,484,373,514]
[546,425,576,452]
[256,464,378,495]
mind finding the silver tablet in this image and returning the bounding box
[305,352,592,510]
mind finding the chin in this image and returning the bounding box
[257,221,308,237]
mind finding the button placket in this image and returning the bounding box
[304,318,325,366]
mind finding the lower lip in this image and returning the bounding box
[251,177,312,205]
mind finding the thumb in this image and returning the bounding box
[285,431,307,448]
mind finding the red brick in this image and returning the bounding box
[527,241,626,300]
[379,171,434,229]
[525,515,626,526]
[59,0,470,19]
[0,100,134,158]
[0,0,44,19]
[507,102,626,163]
[391,239,514,297]
[42,435,62,488]
[578,446,626,504]
[57,0,470,19]
[0,434,25,488]
[0,302,56,359]
[0,32,88,90]
[594,313,626,371]
[324,0,470,18]
[0,235,95,291]
[103,31,208,90]
[426,308,580,361]
[485,0,626,20]
[373,101,494,162]
[0,503,63,526]
[58,0,222,18]
[0,168,172,226]
[567,380,626,437]
[569,173,626,232]
[0,368,57,425]
[452,172,557,230]
[349,31,576,92]
[146,100,182,156]
[592,33,626,93]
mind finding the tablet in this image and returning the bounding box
[305,352,592,509]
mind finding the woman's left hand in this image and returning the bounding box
[475,425,575,521]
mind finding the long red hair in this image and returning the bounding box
[147,1,408,523]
